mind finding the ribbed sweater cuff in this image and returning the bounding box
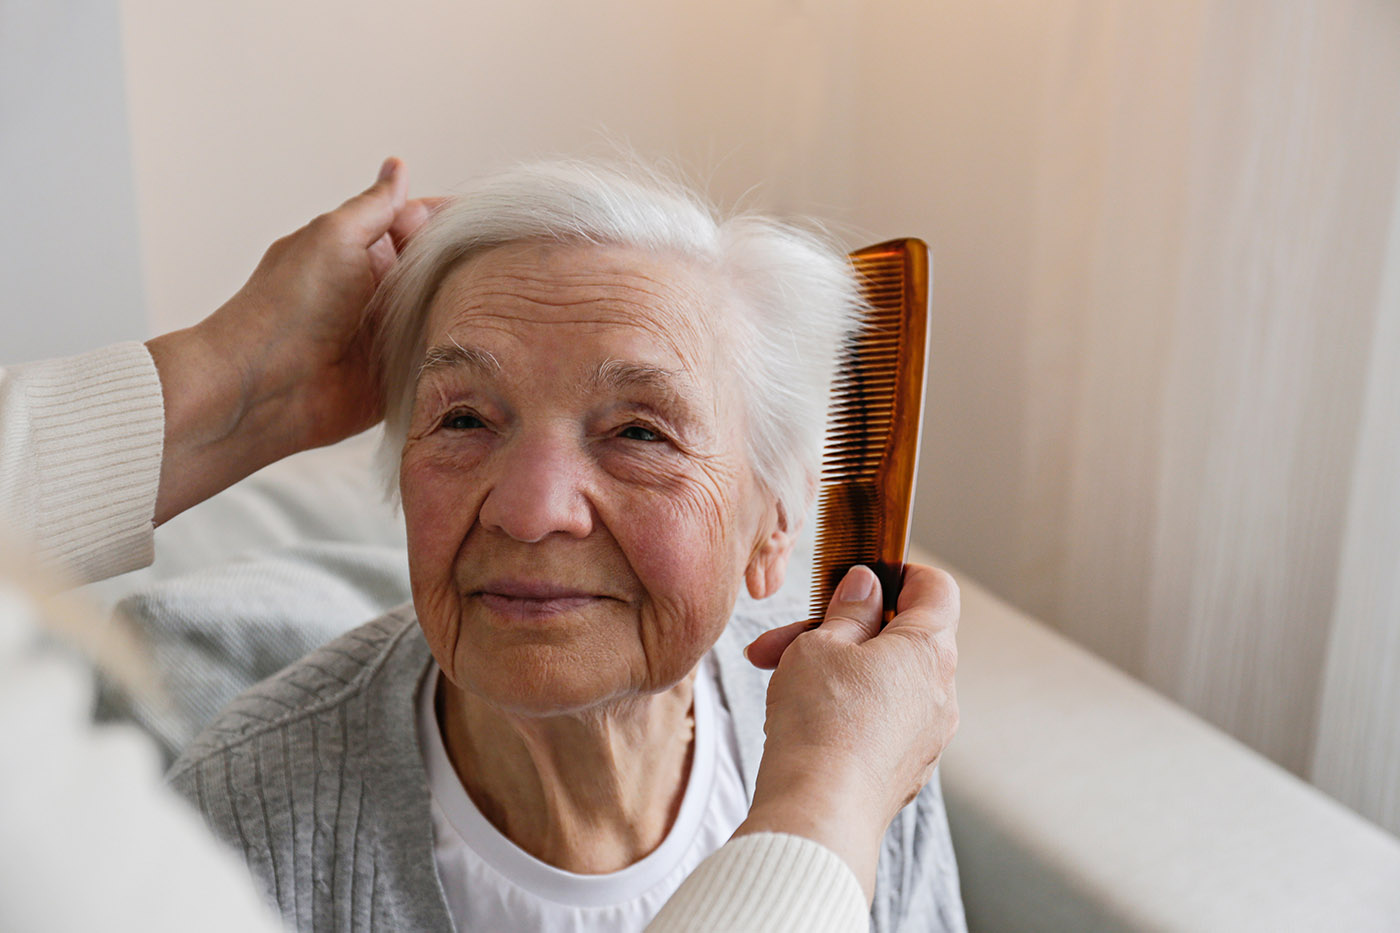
[647,832,868,933]
[21,342,164,582]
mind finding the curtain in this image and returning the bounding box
[900,0,1400,836]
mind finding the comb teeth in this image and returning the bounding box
[818,297,907,481]
[807,244,917,623]
[809,480,881,619]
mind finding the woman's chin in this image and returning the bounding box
[449,652,637,718]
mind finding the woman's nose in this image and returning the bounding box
[477,434,594,542]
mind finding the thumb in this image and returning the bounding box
[817,564,884,644]
[743,564,884,669]
[334,157,410,248]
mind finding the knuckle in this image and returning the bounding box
[928,566,959,598]
[929,569,961,620]
[260,231,299,266]
[939,637,959,673]
[802,628,856,662]
[942,697,958,734]
[902,620,949,660]
[787,627,831,658]
[823,608,870,628]
[308,211,347,240]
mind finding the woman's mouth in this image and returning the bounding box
[474,580,605,619]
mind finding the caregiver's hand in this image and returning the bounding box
[737,563,960,903]
[145,158,439,525]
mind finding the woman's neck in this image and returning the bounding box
[435,672,698,874]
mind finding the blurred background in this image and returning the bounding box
[3,0,1398,846]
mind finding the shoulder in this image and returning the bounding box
[165,603,441,927]
[168,604,423,778]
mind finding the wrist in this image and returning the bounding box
[146,324,245,451]
[736,762,886,903]
[144,318,294,524]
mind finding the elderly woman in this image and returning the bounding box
[166,161,963,932]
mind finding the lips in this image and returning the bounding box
[473,579,608,620]
[477,579,598,600]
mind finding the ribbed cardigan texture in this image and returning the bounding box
[169,598,966,933]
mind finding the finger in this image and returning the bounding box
[888,564,960,634]
[367,231,397,283]
[817,565,884,644]
[743,619,809,670]
[388,197,452,251]
[388,199,434,252]
[333,157,411,248]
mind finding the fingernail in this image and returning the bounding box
[836,565,874,602]
[378,157,398,182]
[742,643,753,663]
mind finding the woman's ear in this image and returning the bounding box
[745,502,798,600]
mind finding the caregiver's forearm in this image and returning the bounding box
[146,318,321,526]
[148,324,281,526]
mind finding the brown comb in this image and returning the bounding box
[808,238,930,626]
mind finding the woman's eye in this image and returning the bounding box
[618,424,662,442]
[442,412,484,431]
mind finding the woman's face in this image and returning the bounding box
[399,240,789,716]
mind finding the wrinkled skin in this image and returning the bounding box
[399,239,794,716]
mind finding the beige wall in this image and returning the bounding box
[120,0,866,332]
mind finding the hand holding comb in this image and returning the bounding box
[809,238,930,626]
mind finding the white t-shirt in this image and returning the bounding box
[416,655,750,933]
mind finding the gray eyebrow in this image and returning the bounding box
[590,354,683,386]
[417,339,502,383]
[591,358,693,397]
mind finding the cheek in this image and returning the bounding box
[400,449,481,662]
[624,475,752,659]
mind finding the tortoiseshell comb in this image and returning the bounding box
[808,238,930,626]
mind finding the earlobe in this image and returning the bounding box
[745,503,797,600]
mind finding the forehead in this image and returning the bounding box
[423,240,721,370]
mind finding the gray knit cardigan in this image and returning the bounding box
[168,595,966,932]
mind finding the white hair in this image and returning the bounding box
[373,159,864,529]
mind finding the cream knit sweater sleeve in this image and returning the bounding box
[646,832,869,933]
[0,342,164,582]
